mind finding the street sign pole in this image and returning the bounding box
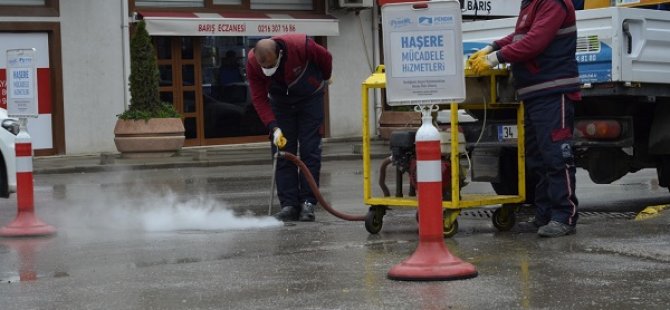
[381,0,476,281]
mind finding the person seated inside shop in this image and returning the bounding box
[204,49,262,138]
[217,50,246,104]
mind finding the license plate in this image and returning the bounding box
[498,125,518,141]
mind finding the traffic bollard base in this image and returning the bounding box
[387,241,478,281]
[0,212,56,237]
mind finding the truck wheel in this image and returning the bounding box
[0,154,8,198]
[491,148,536,204]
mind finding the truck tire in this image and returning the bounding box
[491,148,536,204]
[0,155,7,198]
[657,156,670,193]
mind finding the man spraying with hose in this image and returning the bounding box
[246,34,332,222]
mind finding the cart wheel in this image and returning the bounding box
[492,205,516,231]
[442,210,459,238]
[443,219,459,238]
[365,206,385,234]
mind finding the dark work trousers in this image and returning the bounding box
[524,93,579,226]
[271,94,324,208]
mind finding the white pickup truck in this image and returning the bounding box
[461,6,670,198]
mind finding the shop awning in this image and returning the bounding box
[138,11,339,37]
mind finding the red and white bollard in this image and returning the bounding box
[0,119,56,237]
[387,105,477,281]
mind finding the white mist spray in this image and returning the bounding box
[140,194,280,232]
[55,186,281,234]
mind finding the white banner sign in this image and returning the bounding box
[460,0,522,17]
[6,48,38,118]
[382,0,465,106]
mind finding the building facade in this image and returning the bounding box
[0,0,378,155]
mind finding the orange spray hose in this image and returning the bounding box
[279,151,366,221]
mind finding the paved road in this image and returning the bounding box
[1,159,669,309]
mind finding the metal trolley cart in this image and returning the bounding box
[360,65,527,237]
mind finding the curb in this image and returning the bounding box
[33,152,390,175]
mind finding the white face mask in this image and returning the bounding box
[261,51,282,77]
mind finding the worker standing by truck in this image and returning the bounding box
[469,0,580,237]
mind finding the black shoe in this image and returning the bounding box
[274,206,299,222]
[516,217,549,233]
[299,202,315,222]
[537,221,576,238]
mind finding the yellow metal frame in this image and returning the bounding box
[361,66,526,212]
[586,0,670,9]
[615,0,670,8]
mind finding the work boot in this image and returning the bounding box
[516,217,549,233]
[537,221,576,238]
[299,201,316,222]
[274,206,299,222]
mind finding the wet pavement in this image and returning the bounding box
[0,140,669,309]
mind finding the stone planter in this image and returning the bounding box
[114,118,185,158]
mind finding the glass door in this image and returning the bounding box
[155,36,204,146]
[200,36,267,144]
[154,35,268,146]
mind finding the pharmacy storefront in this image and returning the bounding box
[139,11,338,146]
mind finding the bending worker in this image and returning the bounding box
[469,0,580,237]
[246,34,332,222]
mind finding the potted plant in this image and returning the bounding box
[114,20,185,158]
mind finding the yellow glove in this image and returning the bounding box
[272,127,287,149]
[471,53,500,75]
[467,45,493,68]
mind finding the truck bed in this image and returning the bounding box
[462,7,670,85]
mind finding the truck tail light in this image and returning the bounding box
[574,120,622,140]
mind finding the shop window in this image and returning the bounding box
[0,0,44,4]
[250,0,312,10]
[181,37,194,59]
[184,118,197,139]
[160,91,174,105]
[159,65,173,86]
[135,0,204,7]
[202,36,266,139]
[182,64,195,86]
[184,91,196,113]
[0,0,58,16]
[155,37,172,60]
[213,0,242,5]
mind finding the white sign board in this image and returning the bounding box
[6,48,38,118]
[382,0,465,106]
